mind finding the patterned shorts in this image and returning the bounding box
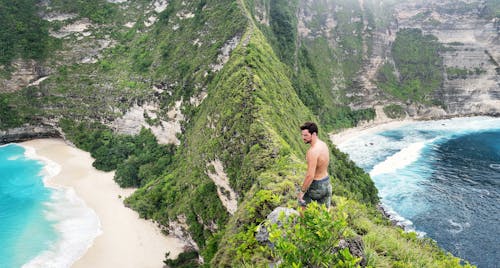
[300,176,332,208]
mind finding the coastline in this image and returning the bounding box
[329,118,418,233]
[329,118,413,145]
[333,116,500,267]
[20,138,187,268]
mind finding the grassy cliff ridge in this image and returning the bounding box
[0,0,477,266]
[126,2,468,266]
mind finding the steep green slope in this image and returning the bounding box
[377,28,444,105]
[0,0,59,66]
[126,22,378,265]
[249,0,376,132]
[125,2,465,267]
[0,0,477,267]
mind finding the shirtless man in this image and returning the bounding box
[297,122,332,208]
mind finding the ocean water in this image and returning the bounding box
[0,144,101,268]
[338,116,500,268]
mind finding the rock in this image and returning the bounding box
[0,59,50,92]
[334,236,367,267]
[255,207,299,246]
[0,125,60,144]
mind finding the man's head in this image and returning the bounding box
[300,122,318,144]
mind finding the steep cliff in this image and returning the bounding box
[0,0,492,266]
[262,0,499,124]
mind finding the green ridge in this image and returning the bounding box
[0,1,477,267]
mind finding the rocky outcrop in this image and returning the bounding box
[0,59,51,92]
[0,125,60,144]
[391,0,500,116]
[206,160,238,215]
[166,214,199,252]
[336,236,366,267]
[255,207,300,247]
[110,100,184,145]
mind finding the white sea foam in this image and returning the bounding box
[489,163,500,170]
[379,204,426,237]
[338,117,500,163]
[447,219,470,234]
[20,145,102,268]
[337,116,500,240]
[370,141,427,177]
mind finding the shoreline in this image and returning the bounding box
[331,115,500,234]
[329,113,500,146]
[20,138,187,268]
[329,119,413,145]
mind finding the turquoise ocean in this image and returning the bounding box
[338,116,500,268]
[0,144,100,268]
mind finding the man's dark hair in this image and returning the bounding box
[300,122,318,135]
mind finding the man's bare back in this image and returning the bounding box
[307,139,329,180]
[298,122,332,208]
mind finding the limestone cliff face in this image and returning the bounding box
[0,0,497,141]
[294,0,499,119]
[392,0,499,116]
[0,59,51,92]
[0,0,243,144]
[0,125,60,144]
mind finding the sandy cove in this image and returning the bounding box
[21,139,186,268]
[329,119,413,145]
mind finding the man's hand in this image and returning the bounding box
[297,191,304,200]
[297,191,305,207]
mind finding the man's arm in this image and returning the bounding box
[298,150,318,202]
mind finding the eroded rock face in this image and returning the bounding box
[391,0,500,116]
[297,0,500,118]
[335,237,366,267]
[110,100,184,145]
[167,214,199,252]
[0,60,51,92]
[206,160,238,215]
[0,125,60,144]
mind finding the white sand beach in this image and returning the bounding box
[329,119,413,145]
[21,139,186,268]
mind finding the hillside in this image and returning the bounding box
[1,0,496,266]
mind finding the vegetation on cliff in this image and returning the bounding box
[0,0,59,67]
[256,0,376,131]
[377,28,444,105]
[60,119,176,187]
[0,0,478,267]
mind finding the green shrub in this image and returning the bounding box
[383,104,405,119]
[446,67,487,79]
[0,94,23,128]
[268,202,361,267]
[164,250,200,268]
[60,120,176,187]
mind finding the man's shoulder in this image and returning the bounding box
[317,139,329,149]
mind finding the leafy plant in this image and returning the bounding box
[268,202,360,267]
[0,0,59,65]
[383,104,406,119]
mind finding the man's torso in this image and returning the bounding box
[311,140,329,180]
